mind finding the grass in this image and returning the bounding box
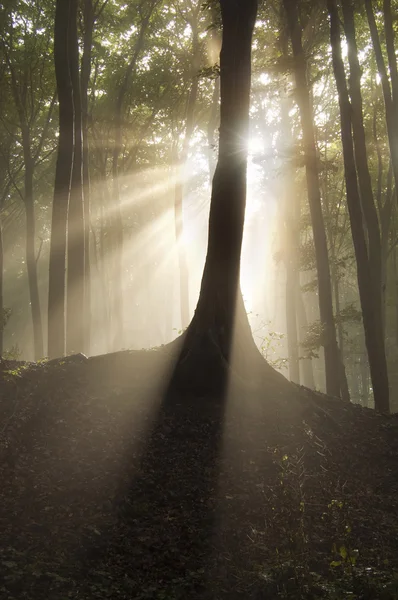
[0,348,398,599]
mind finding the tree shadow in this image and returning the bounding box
[79,347,229,599]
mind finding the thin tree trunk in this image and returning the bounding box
[327,0,389,412]
[365,0,398,194]
[0,214,3,358]
[24,160,44,359]
[207,76,220,181]
[343,0,383,299]
[296,285,315,389]
[66,0,85,355]
[383,0,398,108]
[280,79,300,384]
[48,0,74,358]
[283,0,341,397]
[81,0,94,354]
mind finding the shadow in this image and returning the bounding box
[77,345,229,600]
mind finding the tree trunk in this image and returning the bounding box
[48,0,74,359]
[283,0,341,398]
[327,0,389,413]
[207,76,220,181]
[66,0,85,355]
[171,0,268,392]
[81,0,94,354]
[24,159,44,360]
[280,80,300,384]
[343,0,384,333]
[365,0,398,194]
[0,214,3,358]
[383,0,398,108]
[296,286,315,389]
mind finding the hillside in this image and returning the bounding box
[1,349,398,599]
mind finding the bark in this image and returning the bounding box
[171,0,268,392]
[48,0,74,358]
[327,0,389,413]
[365,0,398,194]
[66,0,85,355]
[81,0,94,354]
[174,7,200,330]
[283,0,341,398]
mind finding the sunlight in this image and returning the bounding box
[248,136,263,155]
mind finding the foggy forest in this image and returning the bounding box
[1,0,398,598]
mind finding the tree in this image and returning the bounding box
[283,0,342,399]
[2,2,55,360]
[327,0,389,413]
[48,0,75,359]
[170,0,272,391]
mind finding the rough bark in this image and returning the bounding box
[170,0,268,392]
[283,0,341,398]
[66,0,85,355]
[327,0,389,413]
[48,0,74,359]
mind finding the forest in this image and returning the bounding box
[1,0,398,598]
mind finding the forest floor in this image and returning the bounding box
[0,348,398,599]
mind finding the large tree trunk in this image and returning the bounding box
[171,0,267,392]
[66,0,85,355]
[48,0,74,359]
[81,0,94,354]
[327,0,389,413]
[283,0,341,398]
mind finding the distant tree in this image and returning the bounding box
[2,2,55,360]
[327,0,389,413]
[48,0,75,359]
[283,0,343,399]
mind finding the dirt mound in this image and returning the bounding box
[1,350,397,599]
